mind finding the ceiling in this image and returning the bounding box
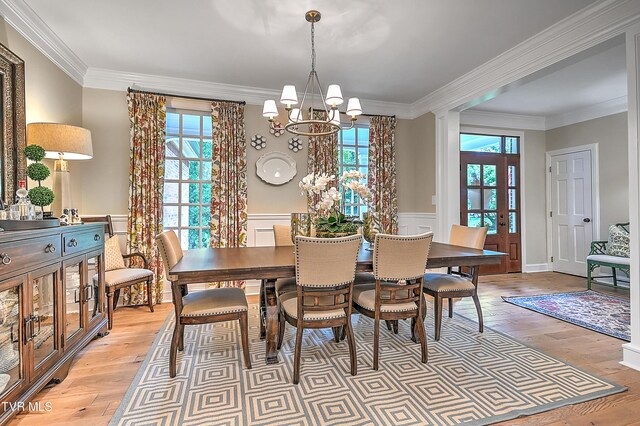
[469,35,627,118]
[23,0,598,104]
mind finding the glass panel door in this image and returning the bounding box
[31,270,57,370]
[0,282,23,397]
[85,254,102,327]
[63,261,83,344]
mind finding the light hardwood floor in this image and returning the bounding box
[10,272,640,425]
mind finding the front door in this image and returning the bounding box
[549,150,593,276]
[460,133,522,274]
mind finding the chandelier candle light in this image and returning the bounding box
[262,10,363,137]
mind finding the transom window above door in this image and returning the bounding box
[163,110,213,250]
[460,133,519,154]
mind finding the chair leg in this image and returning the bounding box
[448,298,454,318]
[613,267,618,287]
[392,320,399,335]
[587,263,592,290]
[415,314,428,363]
[434,296,443,341]
[113,288,121,311]
[472,294,484,333]
[373,318,380,370]
[293,324,304,384]
[345,319,357,376]
[169,319,180,378]
[277,309,285,350]
[385,320,392,331]
[147,278,154,312]
[240,312,252,369]
[178,324,184,352]
[106,291,114,330]
[332,327,341,343]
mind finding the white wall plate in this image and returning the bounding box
[256,151,297,185]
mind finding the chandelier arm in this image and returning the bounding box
[285,120,340,137]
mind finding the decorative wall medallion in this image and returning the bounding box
[269,120,285,137]
[250,134,267,150]
[256,151,297,185]
[288,137,303,153]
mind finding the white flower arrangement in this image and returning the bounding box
[299,170,373,217]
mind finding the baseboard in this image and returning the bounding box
[622,343,640,372]
[523,263,552,273]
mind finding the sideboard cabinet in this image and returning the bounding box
[0,224,107,424]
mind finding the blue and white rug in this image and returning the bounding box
[110,305,625,426]
[503,290,630,341]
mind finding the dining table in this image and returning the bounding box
[169,241,506,365]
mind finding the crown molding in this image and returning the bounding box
[83,67,414,119]
[460,110,546,131]
[545,95,628,129]
[413,0,640,118]
[0,0,87,84]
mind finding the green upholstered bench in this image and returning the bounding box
[586,222,630,290]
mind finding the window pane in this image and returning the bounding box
[164,183,179,203]
[202,139,213,158]
[180,206,190,227]
[188,229,200,249]
[357,147,368,165]
[460,134,501,153]
[202,184,211,204]
[201,228,211,248]
[342,147,356,165]
[484,213,498,234]
[202,208,211,227]
[165,159,180,180]
[468,213,482,228]
[202,161,212,181]
[167,112,180,134]
[483,165,496,186]
[509,212,517,233]
[483,189,497,210]
[508,165,516,187]
[166,137,179,157]
[505,137,519,154]
[163,206,178,228]
[468,189,481,210]
[467,165,481,186]
[509,189,517,210]
[181,160,201,180]
[358,127,369,144]
[203,116,212,137]
[180,183,200,204]
[180,230,189,250]
[182,114,200,136]
[342,128,356,145]
[182,138,201,158]
[189,206,201,227]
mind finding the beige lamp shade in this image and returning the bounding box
[27,123,93,160]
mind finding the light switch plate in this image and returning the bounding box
[432,195,437,205]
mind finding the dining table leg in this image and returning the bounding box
[259,279,266,340]
[264,278,280,364]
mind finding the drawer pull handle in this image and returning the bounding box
[68,239,78,247]
[0,253,11,265]
[94,234,101,241]
[45,243,56,253]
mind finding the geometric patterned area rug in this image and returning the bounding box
[503,290,630,341]
[109,304,625,426]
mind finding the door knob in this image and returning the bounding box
[499,222,506,226]
[583,218,591,223]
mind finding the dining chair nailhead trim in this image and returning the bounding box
[373,233,433,281]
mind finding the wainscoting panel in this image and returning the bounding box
[397,213,437,237]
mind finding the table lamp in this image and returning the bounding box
[27,123,93,218]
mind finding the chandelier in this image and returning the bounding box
[262,10,363,137]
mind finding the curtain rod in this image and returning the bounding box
[308,107,395,119]
[127,87,246,105]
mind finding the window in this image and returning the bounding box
[460,133,519,154]
[163,110,213,250]
[338,125,369,218]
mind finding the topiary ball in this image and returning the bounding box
[28,186,55,207]
[27,163,50,181]
[24,145,46,162]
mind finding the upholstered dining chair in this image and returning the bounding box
[422,224,488,341]
[352,232,433,370]
[277,234,361,384]
[273,224,294,247]
[83,215,154,330]
[156,230,251,377]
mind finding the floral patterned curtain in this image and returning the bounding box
[368,115,398,234]
[126,92,166,305]
[308,110,338,176]
[209,101,248,288]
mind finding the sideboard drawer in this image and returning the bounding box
[62,229,104,256]
[0,235,61,276]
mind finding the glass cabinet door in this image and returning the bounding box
[85,254,102,326]
[31,269,58,370]
[63,261,83,344]
[0,281,24,398]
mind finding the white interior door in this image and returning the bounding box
[550,150,593,276]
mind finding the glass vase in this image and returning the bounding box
[362,211,382,249]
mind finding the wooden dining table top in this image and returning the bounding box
[170,242,506,283]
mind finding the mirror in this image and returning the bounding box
[0,42,26,205]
